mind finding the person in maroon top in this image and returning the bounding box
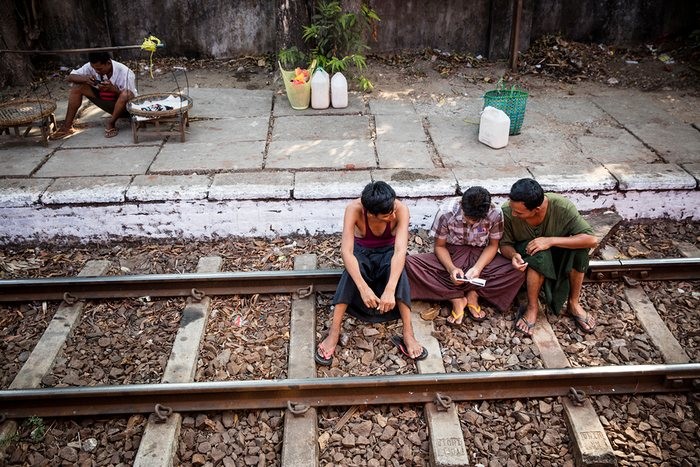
[316,181,426,366]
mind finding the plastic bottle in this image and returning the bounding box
[331,72,348,108]
[478,106,510,149]
[311,67,330,109]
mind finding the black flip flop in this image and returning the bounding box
[513,304,535,336]
[315,346,333,366]
[569,312,596,334]
[390,335,428,361]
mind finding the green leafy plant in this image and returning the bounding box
[278,46,307,70]
[302,1,380,92]
[26,416,46,442]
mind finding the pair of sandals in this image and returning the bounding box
[447,303,486,326]
[513,305,596,336]
[315,335,428,366]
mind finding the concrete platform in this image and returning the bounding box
[0,84,698,242]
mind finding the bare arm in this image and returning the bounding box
[466,237,499,278]
[500,243,528,272]
[525,233,598,256]
[378,201,410,312]
[340,201,378,308]
[434,237,462,283]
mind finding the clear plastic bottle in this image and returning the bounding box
[311,67,330,109]
[331,72,348,108]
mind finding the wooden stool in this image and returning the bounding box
[0,99,57,147]
[127,93,193,144]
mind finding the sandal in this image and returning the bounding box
[48,128,76,140]
[569,311,596,334]
[513,305,535,336]
[104,127,119,138]
[466,303,487,322]
[446,308,464,326]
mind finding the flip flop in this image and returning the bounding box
[569,312,596,334]
[314,345,333,366]
[48,128,76,140]
[105,127,119,138]
[513,305,535,336]
[446,308,464,326]
[466,303,487,322]
[390,335,428,361]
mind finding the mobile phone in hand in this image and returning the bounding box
[456,277,486,287]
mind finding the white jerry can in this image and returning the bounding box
[478,106,510,149]
[331,72,348,108]
[311,67,330,109]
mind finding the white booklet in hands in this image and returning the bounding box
[456,277,486,287]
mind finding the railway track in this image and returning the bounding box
[0,252,699,466]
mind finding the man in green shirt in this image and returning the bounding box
[500,178,598,336]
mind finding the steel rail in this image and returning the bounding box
[0,258,699,302]
[1,364,698,419]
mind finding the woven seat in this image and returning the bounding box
[0,98,57,146]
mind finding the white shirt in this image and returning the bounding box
[70,60,137,96]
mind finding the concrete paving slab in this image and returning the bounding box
[59,124,158,148]
[188,88,273,118]
[375,114,425,142]
[35,147,158,177]
[413,96,481,118]
[42,176,131,204]
[626,122,699,165]
[452,165,532,195]
[372,168,457,197]
[182,117,269,144]
[294,170,371,199]
[577,126,658,164]
[210,171,293,200]
[426,116,500,167]
[272,115,370,141]
[529,163,617,191]
[0,178,52,207]
[151,141,265,172]
[127,174,211,201]
[592,92,676,127]
[266,139,375,169]
[526,97,610,126]
[605,163,697,190]
[0,145,51,176]
[274,92,364,116]
[682,163,700,184]
[507,128,581,164]
[376,140,435,169]
[369,99,417,116]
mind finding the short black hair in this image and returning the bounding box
[361,181,396,215]
[461,186,491,220]
[509,178,545,210]
[88,51,111,64]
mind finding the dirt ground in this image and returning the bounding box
[1,35,698,105]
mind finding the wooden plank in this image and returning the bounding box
[281,254,319,467]
[134,256,221,467]
[624,288,690,364]
[413,302,470,467]
[9,260,111,389]
[529,311,617,466]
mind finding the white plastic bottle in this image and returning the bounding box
[478,106,510,149]
[311,67,330,109]
[331,72,348,108]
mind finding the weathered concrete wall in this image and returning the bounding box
[1,0,696,84]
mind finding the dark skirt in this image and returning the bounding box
[332,244,411,323]
[405,244,525,312]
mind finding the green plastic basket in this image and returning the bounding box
[483,88,528,135]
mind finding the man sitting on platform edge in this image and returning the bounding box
[50,51,136,140]
[316,181,427,366]
[499,178,599,337]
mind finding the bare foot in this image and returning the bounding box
[447,296,467,325]
[514,305,537,336]
[317,333,339,360]
[567,302,596,333]
[401,332,424,359]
